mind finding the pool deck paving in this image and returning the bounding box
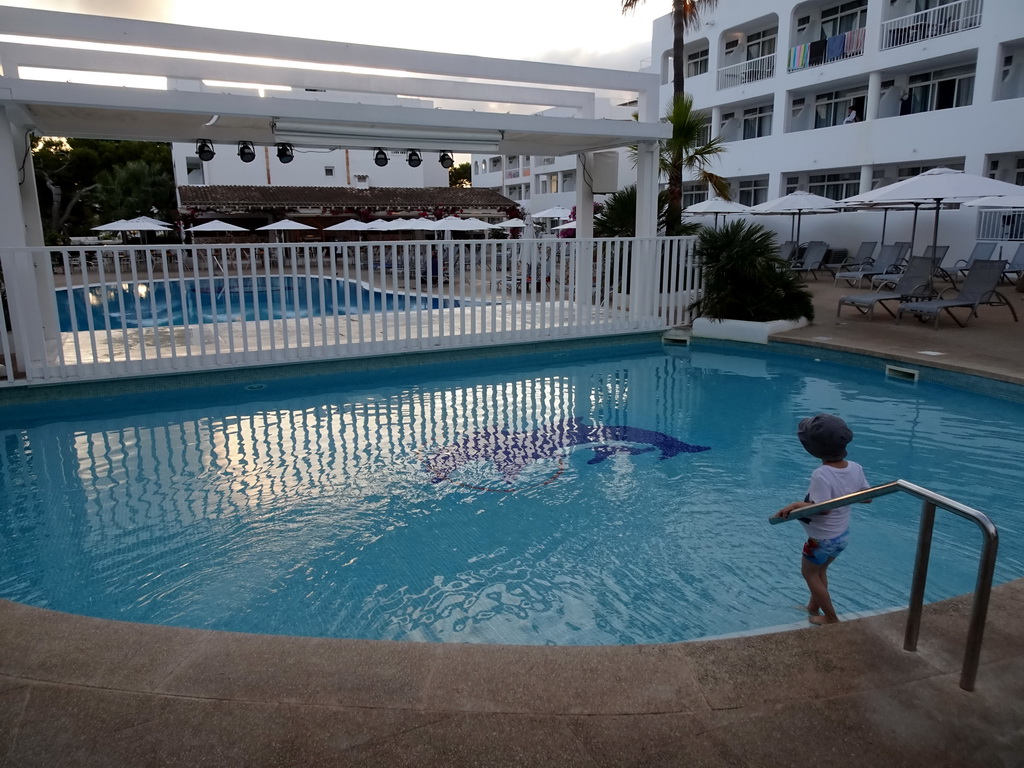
[2,276,1023,767]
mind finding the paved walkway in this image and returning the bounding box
[1,278,1022,767]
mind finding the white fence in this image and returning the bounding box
[716,53,776,91]
[880,0,983,50]
[0,237,701,386]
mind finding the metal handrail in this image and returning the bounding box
[769,479,999,691]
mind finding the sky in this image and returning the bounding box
[1,0,667,71]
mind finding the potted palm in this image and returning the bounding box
[689,220,815,343]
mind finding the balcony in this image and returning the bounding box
[880,0,983,51]
[716,53,776,91]
[787,27,865,73]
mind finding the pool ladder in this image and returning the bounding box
[770,479,998,691]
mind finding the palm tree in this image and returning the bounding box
[621,0,719,233]
[659,93,730,234]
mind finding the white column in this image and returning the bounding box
[634,141,659,237]
[865,70,882,121]
[0,108,59,376]
[574,153,595,239]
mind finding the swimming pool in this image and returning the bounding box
[55,275,454,331]
[0,341,1021,644]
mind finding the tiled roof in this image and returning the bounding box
[178,185,516,212]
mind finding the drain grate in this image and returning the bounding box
[885,364,919,383]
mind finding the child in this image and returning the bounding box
[775,414,869,625]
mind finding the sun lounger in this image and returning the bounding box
[833,242,906,288]
[789,241,830,280]
[871,244,943,288]
[999,243,1024,283]
[837,256,935,320]
[952,242,997,282]
[896,259,1018,328]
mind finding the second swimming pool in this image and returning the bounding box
[0,341,1021,644]
[56,275,455,331]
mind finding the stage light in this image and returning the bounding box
[275,143,294,163]
[439,151,454,169]
[374,148,389,167]
[196,139,215,162]
[237,141,257,163]
[407,149,423,168]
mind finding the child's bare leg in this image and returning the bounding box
[802,558,839,624]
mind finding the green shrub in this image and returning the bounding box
[690,220,815,322]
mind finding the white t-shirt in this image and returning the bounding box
[799,461,869,540]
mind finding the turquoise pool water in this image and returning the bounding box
[55,275,454,331]
[0,341,1021,644]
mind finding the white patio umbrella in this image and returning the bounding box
[497,218,527,229]
[256,220,317,231]
[256,219,318,243]
[184,220,249,232]
[749,190,841,245]
[324,220,369,231]
[124,215,171,227]
[683,199,751,228]
[93,218,170,232]
[960,195,1024,208]
[531,206,573,220]
[552,221,577,231]
[840,167,1024,254]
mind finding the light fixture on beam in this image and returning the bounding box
[237,141,256,163]
[196,139,215,162]
[439,151,454,169]
[275,143,294,163]
[373,148,388,167]
[271,121,503,152]
[407,150,422,168]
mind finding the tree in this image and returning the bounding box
[32,138,174,243]
[621,0,719,233]
[449,162,471,187]
[659,92,731,234]
[92,160,174,224]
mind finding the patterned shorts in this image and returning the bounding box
[802,530,849,565]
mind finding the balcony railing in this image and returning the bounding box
[787,27,865,72]
[0,237,701,386]
[880,0,983,51]
[717,53,776,90]
[976,208,1024,241]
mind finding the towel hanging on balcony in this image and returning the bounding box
[844,27,866,56]
[789,44,810,70]
[808,39,827,66]
[825,33,846,61]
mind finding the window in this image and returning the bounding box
[821,0,867,38]
[1017,158,1024,187]
[905,66,975,114]
[686,48,709,77]
[808,171,860,199]
[324,166,334,177]
[785,176,800,194]
[746,27,777,61]
[694,118,712,146]
[489,157,503,172]
[682,183,708,209]
[562,170,575,193]
[539,173,558,195]
[814,87,866,127]
[737,178,769,206]
[742,105,773,139]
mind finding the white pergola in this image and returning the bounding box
[0,6,667,371]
